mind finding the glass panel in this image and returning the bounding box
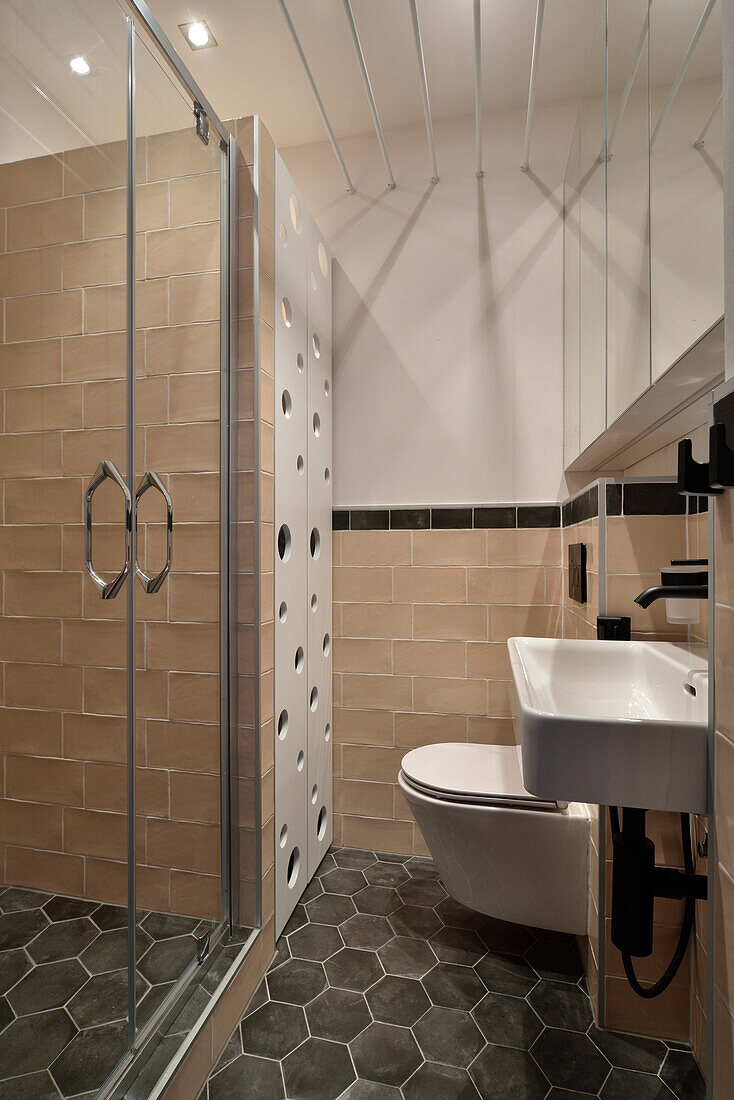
[577,0,607,452]
[133,33,223,1029]
[0,0,132,1093]
[606,0,651,422]
[650,0,723,381]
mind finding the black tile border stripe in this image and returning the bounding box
[332,505,560,531]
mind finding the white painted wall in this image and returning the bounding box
[724,0,734,380]
[282,105,577,507]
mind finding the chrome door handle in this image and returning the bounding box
[85,460,132,600]
[134,471,173,594]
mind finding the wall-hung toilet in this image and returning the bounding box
[399,742,590,935]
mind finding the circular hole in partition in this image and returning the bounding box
[281,297,292,328]
[313,412,321,437]
[290,193,303,233]
[324,722,331,742]
[281,389,292,418]
[318,242,328,277]
[311,784,318,805]
[297,353,304,373]
[310,528,321,560]
[277,524,292,562]
[324,467,331,484]
[277,709,288,739]
[295,646,304,673]
[297,750,305,771]
[310,270,318,291]
[297,454,304,474]
[287,846,300,888]
[312,333,321,359]
[310,686,319,712]
[279,823,288,848]
[279,223,288,247]
[323,633,331,656]
[279,601,288,623]
[324,379,330,396]
[317,806,327,840]
[311,593,318,612]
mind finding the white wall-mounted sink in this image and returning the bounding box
[507,638,708,814]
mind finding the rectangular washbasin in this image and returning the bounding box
[507,637,708,814]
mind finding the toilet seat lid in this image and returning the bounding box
[401,743,557,810]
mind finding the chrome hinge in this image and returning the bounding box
[194,102,209,146]
[196,930,211,963]
[697,833,709,860]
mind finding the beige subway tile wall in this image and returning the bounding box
[332,521,562,855]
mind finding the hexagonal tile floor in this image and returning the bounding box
[0,884,218,1098]
[200,847,706,1100]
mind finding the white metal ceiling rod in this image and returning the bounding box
[474,0,484,178]
[694,90,722,147]
[651,0,718,148]
[342,0,396,189]
[520,0,546,172]
[276,0,356,193]
[602,10,650,162]
[408,0,439,183]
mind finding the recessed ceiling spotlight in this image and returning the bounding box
[178,20,217,50]
[69,56,90,75]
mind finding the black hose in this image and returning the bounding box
[608,807,695,999]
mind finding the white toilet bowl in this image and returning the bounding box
[399,742,590,935]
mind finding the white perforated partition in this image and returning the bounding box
[274,155,332,936]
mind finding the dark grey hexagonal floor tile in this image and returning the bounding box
[531,1028,610,1093]
[325,947,383,992]
[269,937,291,971]
[266,958,326,1005]
[397,878,446,907]
[478,917,534,956]
[67,970,132,1028]
[27,917,99,965]
[142,912,200,940]
[546,1090,597,1099]
[43,897,99,923]
[472,991,543,1050]
[306,986,371,1043]
[587,1026,666,1074]
[282,903,308,936]
[0,997,12,1033]
[0,1070,60,1099]
[89,905,127,931]
[600,1068,676,1098]
[288,922,343,962]
[305,893,356,926]
[240,999,307,1060]
[354,886,401,916]
[475,953,538,998]
[0,889,48,914]
[414,1005,485,1067]
[0,949,31,995]
[302,876,324,902]
[350,1022,422,1087]
[403,1061,482,1099]
[377,936,436,978]
[389,904,442,940]
[50,1019,128,1096]
[0,909,48,952]
[470,1044,549,1100]
[430,926,486,966]
[136,981,175,1029]
[524,939,583,983]
[0,1009,76,1079]
[137,935,195,984]
[7,958,87,1015]
[405,857,440,880]
[422,962,486,1010]
[339,1080,402,1099]
[334,848,377,870]
[315,852,337,877]
[282,1036,355,1100]
[363,862,410,888]
[244,978,268,1018]
[435,898,486,931]
[341,914,393,950]
[527,980,592,1032]
[366,974,430,1026]
[209,1053,284,1100]
[322,868,368,896]
[660,1049,706,1099]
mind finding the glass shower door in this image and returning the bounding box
[132,33,225,1025]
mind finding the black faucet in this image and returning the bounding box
[634,559,708,608]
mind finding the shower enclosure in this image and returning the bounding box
[0,1,258,1096]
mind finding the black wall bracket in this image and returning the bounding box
[677,438,722,496]
[710,422,734,489]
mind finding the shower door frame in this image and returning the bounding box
[94,2,253,1095]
